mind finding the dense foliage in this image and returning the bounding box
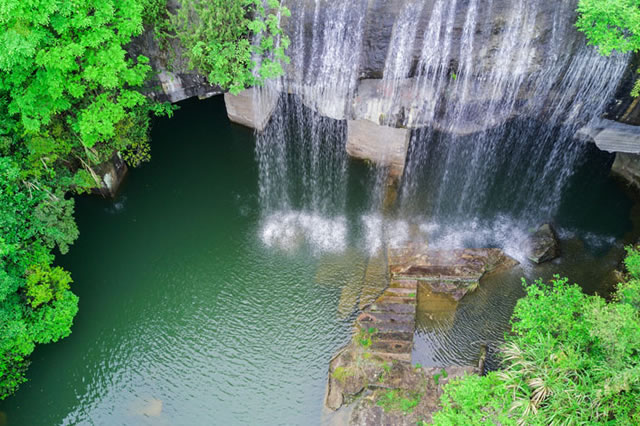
[433,248,640,425]
[0,0,288,400]
[577,0,640,95]
[0,0,174,399]
[171,0,290,94]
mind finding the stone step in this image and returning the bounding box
[357,312,415,325]
[423,280,479,295]
[389,279,418,289]
[370,340,412,354]
[393,265,484,279]
[383,287,418,297]
[366,320,414,334]
[376,295,417,305]
[370,351,412,363]
[397,275,479,283]
[374,331,413,342]
[369,303,416,314]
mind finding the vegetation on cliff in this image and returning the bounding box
[433,248,640,425]
[577,0,640,95]
[171,0,290,94]
[0,0,287,399]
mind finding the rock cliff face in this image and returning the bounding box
[129,1,638,188]
[127,1,221,103]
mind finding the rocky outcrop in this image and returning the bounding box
[349,365,477,425]
[127,1,220,103]
[525,224,559,264]
[223,89,279,131]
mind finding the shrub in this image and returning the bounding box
[433,250,640,425]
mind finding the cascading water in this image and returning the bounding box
[254,0,629,256]
[256,0,368,252]
[399,0,628,247]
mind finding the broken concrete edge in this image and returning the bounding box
[223,88,279,132]
[346,119,411,178]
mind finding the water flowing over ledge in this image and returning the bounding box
[244,0,629,256]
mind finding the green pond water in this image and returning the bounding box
[0,96,637,425]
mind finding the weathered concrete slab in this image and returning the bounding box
[388,246,518,301]
[578,119,640,154]
[346,120,411,178]
[224,88,278,131]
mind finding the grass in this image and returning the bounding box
[376,389,422,414]
[331,366,354,384]
[357,327,377,348]
[433,368,448,386]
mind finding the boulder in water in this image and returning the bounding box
[526,224,559,264]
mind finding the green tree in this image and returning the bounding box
[172,0,290,94]
[0,0,172,399]
[577,0,640,96]
[434,257,640,425]
[0,0,288,400]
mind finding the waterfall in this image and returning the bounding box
[253,0,629,254]
[255,0,368,252]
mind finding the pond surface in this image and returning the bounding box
[0,96,636,425]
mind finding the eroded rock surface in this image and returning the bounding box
[349,365,477,426]
[526,224,559,264]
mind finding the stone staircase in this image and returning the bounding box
[325,244,519,417]
[355,279,418,363]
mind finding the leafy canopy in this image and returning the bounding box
[577,0,640,96]
[577,0,640,56]
[433,250,640,425]
[172,0,290,94]
[0,0,173,400]
[0,0,288,401]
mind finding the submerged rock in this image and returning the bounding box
[526,224,559,264]
[131,398,163,417]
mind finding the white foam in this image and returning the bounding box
[260,211,347,253]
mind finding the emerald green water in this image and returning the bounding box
[0,97,357,425]
[0,96,637,425]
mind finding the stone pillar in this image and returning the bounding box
[224,88,279,131]
[612,152,640,189]
[346,119,411,178]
